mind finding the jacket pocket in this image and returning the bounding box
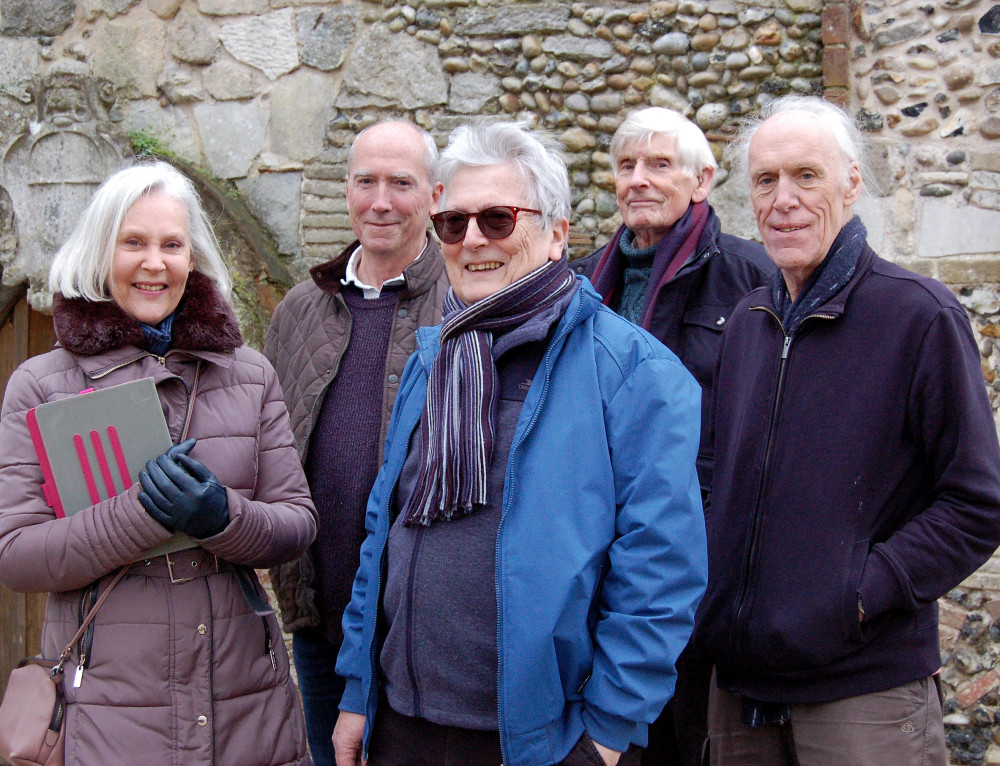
[845,539,869,645]
[680,305,729,389]
[743,536,870,670]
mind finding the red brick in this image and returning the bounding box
[823,46,850,89]
[823,4,849,45]
[939,601,968,630]
[954,670,1000,708]
[985,598,1000,619]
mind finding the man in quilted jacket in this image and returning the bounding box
[263,120,450,766]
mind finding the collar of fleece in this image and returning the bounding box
[52,271,243,356]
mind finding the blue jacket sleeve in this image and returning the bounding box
[582,354,708,751]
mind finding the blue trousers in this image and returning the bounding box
[293,629,346,766]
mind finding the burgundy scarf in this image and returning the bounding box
[590,200,709,329]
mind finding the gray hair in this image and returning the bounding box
[611,107,718,183]
[437,120,571,229]
[348,120,439,185]
[49,161,231,301]
[726,95,874,195]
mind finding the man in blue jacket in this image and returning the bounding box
[334,121,707,766]
[573,107,774,766]
[696,95,1000,765]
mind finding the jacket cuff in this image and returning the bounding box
[858,545,908,619]
[339,678,366,715]
[581,705,641,754]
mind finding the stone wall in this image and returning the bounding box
[0,0,832,295]
[0,0,998,762]
[830,3,1000,761]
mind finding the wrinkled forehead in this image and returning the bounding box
[751,112,832,155]
[615,131,679,160]
[349,128,430,181]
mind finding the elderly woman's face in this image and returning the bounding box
[438,163,567,304]
[108,191,193,326]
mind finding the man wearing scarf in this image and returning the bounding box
[334,121,707,766]
[694,96,1000,765]
[574,108,773,766]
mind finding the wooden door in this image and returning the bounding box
[0,292,56,703]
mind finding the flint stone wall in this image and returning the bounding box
[0,0,997,762]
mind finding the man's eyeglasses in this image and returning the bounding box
[430,206,542,244]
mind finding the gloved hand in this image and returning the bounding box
[138,438,229,539]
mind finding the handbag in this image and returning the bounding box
[0,566,128,766]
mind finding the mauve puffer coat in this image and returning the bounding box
[0,273,316,766]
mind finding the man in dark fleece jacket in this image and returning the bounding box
[695,94,1000,766]
[573,107,773,766]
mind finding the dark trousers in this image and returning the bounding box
[643,644,713,766]
[369,700,644,766]
[292,629,346,766]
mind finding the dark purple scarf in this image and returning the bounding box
[402,259,576,526]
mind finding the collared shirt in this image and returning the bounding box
[342,238,428,299]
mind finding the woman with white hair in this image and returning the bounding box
[0,161,316,764]
[333,121,707,766]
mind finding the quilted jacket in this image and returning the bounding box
[0,272,316,765]
[262,237,449,632]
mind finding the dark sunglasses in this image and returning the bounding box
[430,206,542,244]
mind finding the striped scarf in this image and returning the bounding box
[402,259,576,526]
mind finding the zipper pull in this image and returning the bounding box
[781,336,792,359]
[157,355,166,366]
[73,657,85,688]
[262,616,276,670]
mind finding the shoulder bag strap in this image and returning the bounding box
[55,565,129,671]
[180,361,201,443]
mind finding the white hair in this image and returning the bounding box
[611,107,717,183]
[49,161,231,301]
[437,120,571,229]
[726,95,874,195]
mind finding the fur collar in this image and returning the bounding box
[53,271,243,356]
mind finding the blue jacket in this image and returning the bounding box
[337,279,707,766]
[695,245,1000,703]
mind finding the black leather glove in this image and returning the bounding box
[138,438,229,539]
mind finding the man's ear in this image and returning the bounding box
[548,218,570,262]
[430,181,444,213]
[691,166,715,204]
[844,162,863,206]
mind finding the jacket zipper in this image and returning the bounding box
[404,526,426,717]
[73,584,98,688]
[205,579,217,765]
[86,351,150,380]
[495,295,582,766]
[298,297,351,463]
[363,411,420,758]
[262,617,277,670]
[731,308,836,660]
